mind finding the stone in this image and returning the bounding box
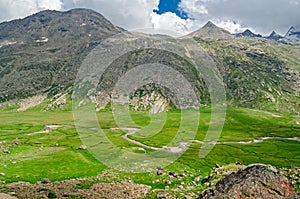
[169,171,178,178]
[79,145,87,150]
[165,180,171,185]
[157,170,164,176]
[41,178,51,184]
[3,149,9,154]
[157,190,169,199]
[199,164,297,199]
[194,176,202,182]
[235,161,242,165]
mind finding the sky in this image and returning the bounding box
[0,0,299,36]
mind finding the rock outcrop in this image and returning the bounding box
[199,164,297,199]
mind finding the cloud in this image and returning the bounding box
[63,0,159,30]
[179,0,209,18]
[1,0,300,36]
[150,11,194,36]
[0,0,63,22]
[195,0,300,35]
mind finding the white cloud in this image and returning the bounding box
[150,12,194,36]
[64,0,196,36]
[66,0,159,30]
[0,0,63,22]
[38,0,63,10]
[213,19,246,33]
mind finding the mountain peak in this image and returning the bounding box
[267,31,283,41]
[236,29,262,38]
[203,21,217,28]
[283,26,300,42]
[187,21,234,39]
[270,31,277,36]
[288,26,296,32]
[244,29,252,33]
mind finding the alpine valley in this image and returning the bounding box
[0,9,299,199]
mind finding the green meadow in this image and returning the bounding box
[0,102,299,192]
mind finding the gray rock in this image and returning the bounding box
[157,190,169,199]
[165,180,171,185]
[157,170,164,176]
[3,149,9,154]
[169,171,178,178]
[199,164,297,199]
[41,178,51,184]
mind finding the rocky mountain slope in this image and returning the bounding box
[0,9,299,113]
[0,8,122,103]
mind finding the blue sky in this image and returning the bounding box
[153,0,189,20]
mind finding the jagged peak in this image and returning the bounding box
[236,29,262,38]
[288,26,296,32]
[269,31,282,37]
[243,29,253,33]
[270,31,277,36]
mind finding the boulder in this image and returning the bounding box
[41,178,51,184]
[199,164,297,199]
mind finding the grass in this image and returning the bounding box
[0,104,299,189]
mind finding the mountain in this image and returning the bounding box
[0,8,122,103]
[266,31,284,41]
[282,26,300,42]
[0,10,299,113]
[236,29,262,38]
[187,21,234,40]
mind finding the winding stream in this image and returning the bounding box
[112,127,300,153]
[27,125,300,153]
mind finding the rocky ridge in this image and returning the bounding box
[0,9,299,113]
